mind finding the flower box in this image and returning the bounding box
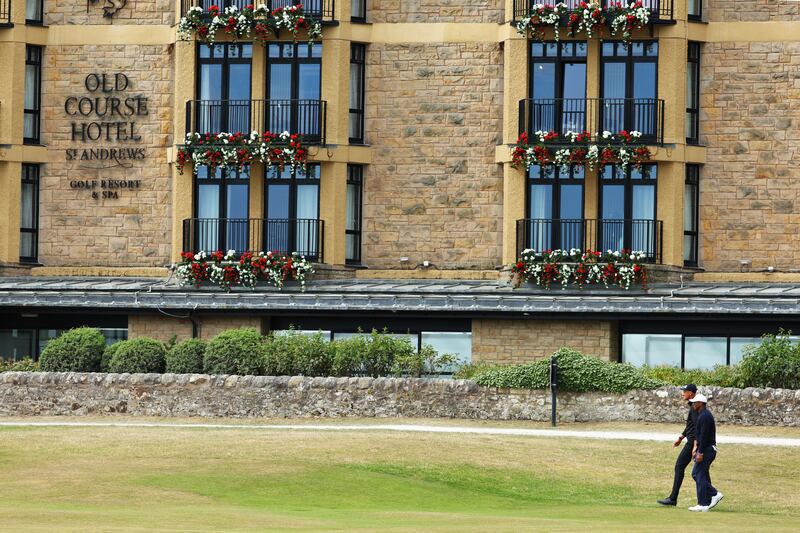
[517,1,651,43]
[175,250,314,292]
[512,248,649,290]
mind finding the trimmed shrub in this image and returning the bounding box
[203,328,265,376]
[738,332,800,389]
[0,357,39,373]
[329,330,416,377]
[331,334,370,376]
[101,341,125,372]
[391,345,459,377]
[108,338,167,374]
[641,364,744,388]
[39,327,106,372]
[166,339,206,374]
[453,361,499,380]
[263,331,332,376]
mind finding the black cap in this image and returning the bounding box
[680,384,698,393]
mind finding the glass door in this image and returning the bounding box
[267,43,322,141]
[600,164,657,257]
[195,167,250,252]
[197,44,252,133]
[264,165,321,258]
[529,42,587,136]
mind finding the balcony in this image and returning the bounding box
[185,99,327,145]
[1,0,10,26]
[518,98,664,145]
[512,0,674,24]
[516,218,663,263]
[180,0,336,22]
[182,218,324,261]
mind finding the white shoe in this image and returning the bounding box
[688,505,710,512]
[709,492,724,509]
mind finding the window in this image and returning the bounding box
[684,165,699,267]
[264,164,321,259]
[524,164,584,251]
[351,0,366,22]
[601,41,659,141]
[20,164,39,263]
[688,0,702,21]
[196,43,252,133]
[193,166,250,252]
[623,334,773,370]
[267,43,323,143]
[349,44,366,144]
[686,42,700,144]
[26,0,43,24]
[0,327,127,361]
[600,164,658,259]
[346,165,363,263]
[528,41,587,135]
[24,46,42,144]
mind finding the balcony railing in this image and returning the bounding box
[518,98,664,145]
[182,218,324,261]
[512,0,674,24]
[516,218,663,263]
[1,0,11,26]
[185,99,327,145]
[180,0,335,21]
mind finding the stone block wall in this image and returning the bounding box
[128,314,264,342]
[363,43,504,270]
[700,42,800,271]
[369,0,503,23]
[472,319,618,363]
[1,373,798,427]
[44,0,175,26]
[706,1,800,22]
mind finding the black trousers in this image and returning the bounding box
[692,446,718,506]
[668,440,695,501]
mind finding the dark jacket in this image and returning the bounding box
[681,403,699,442]
[695,408,717,451]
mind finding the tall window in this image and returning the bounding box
[525,164,584,251]
[20,164,39,263]
[684,165,700,267]
[351,0,366,22]
[196,44,252,133]
[193,166,250,252]
[26,0,43,24]
[599,164,658,258]
[346,165,363,263]
[601,41,659,141]
[688,0,702,21]
[686,42,700,145]
[528,42,587,135]
[24,46,42,145]
[349,44,366,144]
[267,43,323,143]
[264,165,321,259]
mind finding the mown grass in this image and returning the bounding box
[0,423,798,532]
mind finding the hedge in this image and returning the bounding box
[108,338,167,374]
[166,339,206,374]
[203,328,266,376]
[264,331,332,376]
[39,327,106,372]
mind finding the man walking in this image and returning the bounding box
[657,384,698,507]
[688,394,724,512]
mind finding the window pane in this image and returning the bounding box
[684,337,727,370]
[20,182,35,228]
[0,329,36,361]
[622,334,682,367]
[274,329,331,339]
[267,184,290,219]
[20,233,35,259]
[346,183,359,231]
[730,337,761,365]
[351,0,365,18]
[684,183,696,232]
[421,332,472,368]
[26,0,42,21]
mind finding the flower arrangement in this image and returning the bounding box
[510,129,651,172]
[517,1,652,42]
[608,1,651,41]
[512,248,648,290]
[176,250,314,291]
[177,3,323,46]
[567,1,606,39]
[516,3,568,42]
[175,130,308,176]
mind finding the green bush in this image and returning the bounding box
[108,338,167,374]
[101,341,125,372]
[331,334,370,376]
[0,357,39,373]
[166,339,206,374]
[39,327,106,372]
[473,348,664,393]
[263,331,332,376]
[391,345,459,377]
[453,361,499,380]
[329,330,417,377]
[641,364,744,388]
[203,328,266,376]
[738,331,800,389]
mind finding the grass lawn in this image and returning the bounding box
[0,420,798,532]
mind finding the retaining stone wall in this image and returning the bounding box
[1,373,798,426]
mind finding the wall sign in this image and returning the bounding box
[88,0,128,18]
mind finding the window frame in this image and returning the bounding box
[192,165,251,252]
[19,163,40,263]
[351,0,367,23]
[25,0,44,25]
[349,43,366,144]
[684,164,700,267]
[687,0,702,22]
[686,41,701,145]
[345,164,363,264]
[24,45,42,145]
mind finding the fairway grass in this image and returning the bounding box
[0,424,798,532]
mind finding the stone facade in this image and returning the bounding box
[363,43,504,269]
[472,319,618,363]
[128,314,264,342]
[1,372,798,426]
[706,1,800,22]
[44,0,175,26]
[39,45,174,266]
[700,42,800,271]
[369,0,503,23]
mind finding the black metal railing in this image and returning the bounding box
[180,0,335,21]
[516,218,663,262]
[182,218,324,261]
[512,0,674,24]
[0,0,11,25]
[185,99,327,145]
[518,98,664,144]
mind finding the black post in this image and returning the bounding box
[550,355,558,427]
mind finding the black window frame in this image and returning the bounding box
[25,0,44,25]
[192,165,251,252]
[195,42,253,133]
[346,164,363,264]
[684,164,700,268]
[529,41,588,99]
[687,0,702,21]
[351,0,367,23]
[600,41,659,139]
[524,164,586,252]
[19,163,40,263]
[525,164,586,219]
[266,42,323,101]
[349,43,366,144]
[263,164,322,259]
[686,41,701,145]
[24,45,42,145]
[599,163,659,258]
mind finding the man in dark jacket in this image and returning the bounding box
[688,394,724,512]
[657,384,699,506]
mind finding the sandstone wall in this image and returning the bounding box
[700,42,800,271]
[44,0,175,26]
[472,319,618,363]
[369,0,503,23]
[363,43,504,269]
[128,315,264,342]
[706,0,800,22]
[1,373,798,426]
